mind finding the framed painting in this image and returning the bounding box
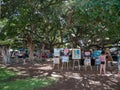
[72,49,81,59]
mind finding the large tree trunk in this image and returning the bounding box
[39,44,45,61]
[27,34,34,63]
[27,24,35,63]
[0,46,10,64]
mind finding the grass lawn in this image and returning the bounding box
[0,66,57,90]
[0,66,16,81]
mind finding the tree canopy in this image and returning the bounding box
[0,0,120,51]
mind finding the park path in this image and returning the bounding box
[1,61,120,90]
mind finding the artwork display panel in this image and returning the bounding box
[72,49,81,59]
[53,58,60,64]
[61,56,69,62]
[54,48,60,56]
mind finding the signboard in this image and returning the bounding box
[54,48,60,56]
[72,49,81,59]
[61,56,69,62]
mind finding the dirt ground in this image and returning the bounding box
[1,61,120,90]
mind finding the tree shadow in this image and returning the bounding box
[1,61,120,90]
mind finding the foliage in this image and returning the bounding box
[0,0,120,49]
[0,40,13,46]
[70,0,120,48]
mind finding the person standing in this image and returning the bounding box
[100,51,106,75]
[117,50,120,76]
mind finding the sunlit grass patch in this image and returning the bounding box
[0,67,17,81]
[0,66,58,90]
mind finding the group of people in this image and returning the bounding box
[85,49,120,76]
[84,50,120,76]
[55,48,120,77]
[10,48,120,76]
[10,50,28,64]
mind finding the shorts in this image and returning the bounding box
[101,61,105,64]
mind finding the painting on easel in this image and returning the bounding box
[54,48,60,56]
[72,49,81,59]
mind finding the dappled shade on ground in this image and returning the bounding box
[0,61,120,90]
[0,65,57,90]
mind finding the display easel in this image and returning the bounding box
[52,57,60,69]
[61,56,69,70]
[62,61,69,70]
[84,58,92,71]
[106,48,113,67]
[53,48,61,69]
[84,52,92,71]
[73,59,80,70]
[72,49,81,70]
[95,58,100,71]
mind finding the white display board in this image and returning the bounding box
[53,58,60,64]
[85,59,91,63]
[62,56,69,62]
[54,48,60,56]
